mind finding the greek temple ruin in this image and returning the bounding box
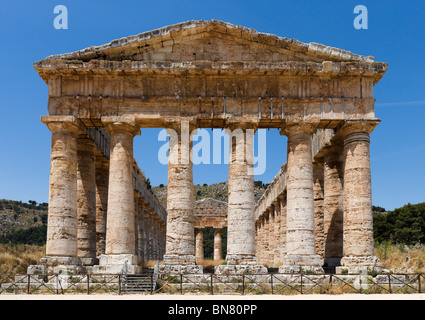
[33,20,387,275]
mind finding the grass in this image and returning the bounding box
[375,242,425,273]
[0,244,45,274]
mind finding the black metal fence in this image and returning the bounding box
[1,273,424,295]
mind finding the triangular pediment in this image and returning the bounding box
[43,20,375,64]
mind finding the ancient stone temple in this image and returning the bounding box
[34,20,387,274]
[194,198,227,262]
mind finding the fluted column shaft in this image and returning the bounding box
[104,119,140,256]
[76,138,97,264]
[42,116,83,264]
[341,130,378,268]
[164,122,196,265]
[214,228,223,261]
[195,228,204,261]
[226,127,257,265]
[281,124,323,272]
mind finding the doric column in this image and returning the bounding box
[213,228,223,261]
[280,124,323,273]
[137,199,146,262]
[94,116,141,274]
[279,194,287,262]
[95,157,109,258]
[216,124,267,274]
[323,144,344,269]
[161,121,202,273]
[195,228,204,261]
[40,116,84,272]
[337,123,381,272]
[76,137,98,266]
[313,161,325,260]
[273,200,281,266]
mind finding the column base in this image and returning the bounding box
[336,255,382,274]
[30,256,85,274]
[279,254,324,274]
[214,255,267,274]
[92,254,141,274]
[160,254,203,274]
[214,264,268,275]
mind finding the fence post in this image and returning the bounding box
[151,274,154,295]
[300,274,303,294]
[180,274,183,294]
[87,274,90,295]
[419,274,422,293]
[27,275,30,294]
[271,274,274,295]
[118,274,121,295]
[242,274,245,295]
[388,274,392,293]
[210,274,213,295]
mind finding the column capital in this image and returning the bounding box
[163,120,197,134]
[225,122,258,132]
[101,116,140,136]
[280,123,317,137]
[336,120,380,138]
[41,115,85,135]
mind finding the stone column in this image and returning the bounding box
[195,228,204,262]
[95,157,109,258]
[280,124,323,273]
[137,200,145,262]
[313,161,325,260]
[213,228,223,261]
[216,125,267,274]
[161,121,202,274]
[273,201,281,266]
[39,116,84,273]
[323,145,344,270]
[76,137,98,266]
[94,116,141,274]
[279,194,287,263]
[143,208,152,261]
[337,124,381,273]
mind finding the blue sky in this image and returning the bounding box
[0,0,424,211]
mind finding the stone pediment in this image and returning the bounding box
[42,20,376,64]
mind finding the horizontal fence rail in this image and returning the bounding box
[1,273,424,295]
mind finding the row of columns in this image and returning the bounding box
[195,228,224,261]
[255,122,379,273]
[41,115,378,274]
[40,116,166,273]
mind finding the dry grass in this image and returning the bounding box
[0,244,45,274]
[375,242,425,273]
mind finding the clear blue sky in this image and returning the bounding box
[0,0,424,211]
